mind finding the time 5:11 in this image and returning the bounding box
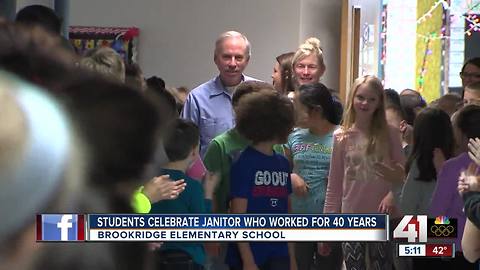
[404,246,422,254]
[398,244,426,256]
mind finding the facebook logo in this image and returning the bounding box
[39,214,82,241]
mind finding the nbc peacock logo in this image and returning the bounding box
[428,216,456,238]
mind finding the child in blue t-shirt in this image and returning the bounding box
[226,90,297,270]
[284,83,343,270]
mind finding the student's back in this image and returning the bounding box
[149,118,212,269]
[225,90,296,270]
[151,170,207,214]
[150,169,207,267]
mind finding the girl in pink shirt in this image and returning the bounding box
[323,75,404,270]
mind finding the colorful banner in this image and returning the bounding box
[69,26,139,63]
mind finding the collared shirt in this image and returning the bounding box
[181,75,256,157]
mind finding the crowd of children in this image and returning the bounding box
[2,4,480,270]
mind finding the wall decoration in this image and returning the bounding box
[69,26,139,63]
[416,0,444,102]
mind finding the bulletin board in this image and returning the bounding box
[68,26,140,64]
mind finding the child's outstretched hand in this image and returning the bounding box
[468,138,480,166]
[203,171,220,200]
[143,175,186,203]
[459,163,480,195]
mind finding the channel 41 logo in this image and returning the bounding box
[393,215,457,243]
[36,214,85,241]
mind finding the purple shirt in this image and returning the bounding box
[429,152,471,251]
[181,75,256,157]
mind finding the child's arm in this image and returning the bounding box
[203,140,223,212]
[283,143,308,197]
[462,218,480,262]
[376,127,406,214]
[374,126,406,184]
[291,173,309,197]
[203,171,219,199]
[373,162,405,184]
[459,164,480,228]
[324,132,344,213]
[378,191,395,214]
[458,163,480,195]
[131,175,186,213]
[142,175,186,203]
[203,171,220,212]
[283,145,293,169]
[231,198,258,270]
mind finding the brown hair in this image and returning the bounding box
[0,22,77,92]
[235,90,294,144]
[232,81,274,107]
[433,93,463,116]
[276,52,295,94]
[461,57,480,73]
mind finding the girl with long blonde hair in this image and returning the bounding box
[323,75,404,270]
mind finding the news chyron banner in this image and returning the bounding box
[36,214,388,242]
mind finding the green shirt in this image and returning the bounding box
[203,128,285,213]
[203,128,249,213]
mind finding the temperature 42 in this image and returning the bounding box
[425,244,454,257]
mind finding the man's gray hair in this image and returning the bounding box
[214,31,251,58]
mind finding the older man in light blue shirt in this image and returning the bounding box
[182,31,257,157]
